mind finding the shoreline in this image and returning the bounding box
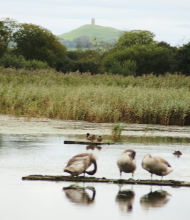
[0,114,190,138]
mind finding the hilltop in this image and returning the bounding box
[58,24,122,42]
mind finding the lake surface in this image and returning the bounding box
[0,133,190,220]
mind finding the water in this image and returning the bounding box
[0,134,190,220]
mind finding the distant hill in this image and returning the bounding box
[58,24,123,42]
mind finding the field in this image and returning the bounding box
[0,67,190,125]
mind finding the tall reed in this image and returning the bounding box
[0,68,190,125]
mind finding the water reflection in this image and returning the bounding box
[140,189,171,210]
[116,136,190,145]
[86,145,102,150]
[115,187,135,212]
[63,184,96,205]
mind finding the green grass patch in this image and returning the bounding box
[58,24,122,41]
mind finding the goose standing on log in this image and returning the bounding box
[142,154,173,180]
[64,153,97,176]
[117,149,136,178]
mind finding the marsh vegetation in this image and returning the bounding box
[0,67,190,125]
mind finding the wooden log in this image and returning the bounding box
[64,140,114,145]
[22,175,190,187]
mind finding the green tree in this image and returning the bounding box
[115,30,155,48]
[105,59,137,76]
[102,30,176,76]
[102,44,173,76]
[13,23,67,67]
[0,18,19,55]
[157,41,178,73]
[56,49,101,74]
[176,42,190,75]
[0,21,8,56]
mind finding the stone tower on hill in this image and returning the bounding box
[91,18,95,25]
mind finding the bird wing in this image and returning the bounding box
[66,160,86,173]
[154,157,171,167]
[66,153,91,171]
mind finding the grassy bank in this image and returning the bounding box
[0,67,190,125]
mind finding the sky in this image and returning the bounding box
[1,0,190,46]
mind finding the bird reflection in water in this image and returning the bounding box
[115,187,135,212]
[86,145,102,151]
[63,185,96,206]
[140,189,171,210]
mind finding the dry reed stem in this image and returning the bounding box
[0,68,190,125]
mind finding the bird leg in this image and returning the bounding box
[120,171,122,179]
[131,172,134,179]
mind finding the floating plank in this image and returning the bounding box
[64,140,114,145]
[22,175,190,187]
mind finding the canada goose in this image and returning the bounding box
[86,133,96,142]
[117,149,136,178]
[142,154,173,180]
[64,153,97,176]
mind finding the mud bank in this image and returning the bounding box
[0,114,190,138]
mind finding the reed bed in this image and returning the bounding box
[0,67,190,125]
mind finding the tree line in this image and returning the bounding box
[0,18,190,76]
[59,35,116,49]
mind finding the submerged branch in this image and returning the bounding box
[22,175,190,187]
[64,140,114,145]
